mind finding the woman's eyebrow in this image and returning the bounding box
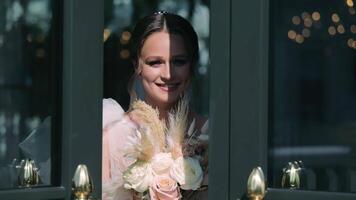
[144,56,164,61]
[171,54,188,58]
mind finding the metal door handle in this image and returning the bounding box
[247,167,266,200]
[72,164,94,200]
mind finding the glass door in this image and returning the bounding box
[0,0,103,199]
[229,0,356,200]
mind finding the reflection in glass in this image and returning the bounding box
[270,0,356,193]
[0,0,56,189]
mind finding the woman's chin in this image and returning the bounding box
[151,96,181,109]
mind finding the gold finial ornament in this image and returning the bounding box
[18,159,40,187]
[72,164,93,200]
[247,167,266,200]
[281,161,303,189]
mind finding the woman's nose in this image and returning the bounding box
[161,64,172,80]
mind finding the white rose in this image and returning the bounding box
[151,152,174,175]
[170,156,203,190]
[123,161,153,192]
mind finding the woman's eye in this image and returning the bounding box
[147,60,163,66]
[172,59,188,66]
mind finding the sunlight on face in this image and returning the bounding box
[138,31,191,109]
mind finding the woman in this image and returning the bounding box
[102,12,208,200]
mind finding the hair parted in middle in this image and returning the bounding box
[130,11,200,76]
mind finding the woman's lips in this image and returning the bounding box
[155,83,180,92]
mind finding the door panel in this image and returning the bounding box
[269,0,356,193]
[209,0,231,199]
[0,0,103,199]
[0,0,59,190]
[231,0,356,199]
[229,0,269,199]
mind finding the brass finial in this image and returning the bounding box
[72,164,93,200]
[281,161,302,189]
[18,159,39,187]
[247,167,266,200]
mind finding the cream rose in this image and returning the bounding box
[123,161,153,192]
[151,152,174,175]
[170,156,203,190]
[149,175,180,200]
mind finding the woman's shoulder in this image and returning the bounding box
[102,98,126,129]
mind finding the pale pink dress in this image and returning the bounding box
[102,98,137,200]
[102,98,209,200]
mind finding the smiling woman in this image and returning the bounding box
[139,32,191,115]
[102,12,208,200]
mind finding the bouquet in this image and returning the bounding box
[122,97,208,200]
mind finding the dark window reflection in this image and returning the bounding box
[104,0,210,116]
[269,0,356,192]
[0,0,58,189]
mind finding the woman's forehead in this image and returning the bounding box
[140,31,188,58]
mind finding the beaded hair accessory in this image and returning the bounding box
[154,10,168,15]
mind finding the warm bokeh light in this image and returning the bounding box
[103,29,111,42]
[121,31,131,44]
[295,34,304,43]
[302,28,311,38]
[304,18,313,27]
[337,24,345,34]
[120,49,130,59]
[352,41,356,48]
[292,16,301,25]
[347,38,354,47]
[301,12,310,20]
[312,12,321,21]
[347,0,354,7]
[328,26,337,35]
[288,30,297,39]
[331,13,340,23]
[351,25,356,33]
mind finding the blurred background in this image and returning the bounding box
[1,0,356,194]
[269,0,356,192]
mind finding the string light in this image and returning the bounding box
[312,12,321,21]
[351,25,356,33]
[295,34,304,43]
[331,13,340,23]
[328,26,337,35]
[292,16,301,25]
[120,31,131,45]
[347,0,354,7]
[347,38,353,47]
[337,24,345,34]
[304,17,313,27]
[302,28,311,38]
[288,30,297,40]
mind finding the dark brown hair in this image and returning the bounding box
[130,12,199,75]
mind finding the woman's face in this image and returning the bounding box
[138,31,191,109]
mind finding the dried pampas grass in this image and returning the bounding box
[126,97,193,161]
[129,100,166,161]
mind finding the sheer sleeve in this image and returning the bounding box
[102,99,137,200]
